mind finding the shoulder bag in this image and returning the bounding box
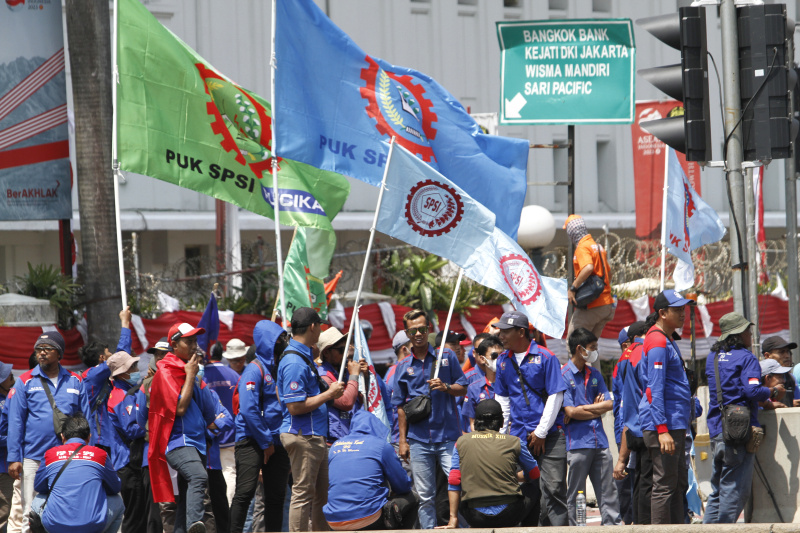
[574,245,608,309]
[403,358,437,424]
[28,443,86,533]
[713,351,751,445]
[39,377,68,437]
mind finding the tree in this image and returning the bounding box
[66,0,122,343]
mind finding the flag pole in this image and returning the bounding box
[270,0,287,327]
[338,138,396,382]
[659,148,670,292]
[434,268,464,380]
[111,0,127,308]
[338,304,360,381]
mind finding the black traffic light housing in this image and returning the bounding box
[738,4,798,161]
[637,7,712,162]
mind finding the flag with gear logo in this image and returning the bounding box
[115,0,349,231]
[274,0,528,238]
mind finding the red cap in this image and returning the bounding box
[168,322,205,343]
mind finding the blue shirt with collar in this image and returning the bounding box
[134,387,149,467]
[621,341,645,438]
[459,365,485,433]
[561,360,610,451]
[638,327,691,433]
[705,347,770,438]
[277,339,328,437]
[7,365,90,463]
[494,340,566,442]
[390,345,467,444]
[0,390,10,473]
[203,362,239,447]
[462,377,495,421]
[167,379,217,456]
[611,348,633,445]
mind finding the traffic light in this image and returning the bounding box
[637,7,712,162]
[738,4,798,161]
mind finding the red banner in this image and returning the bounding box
[631,101,701,239]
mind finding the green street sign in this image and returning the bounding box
[497,19,636,125]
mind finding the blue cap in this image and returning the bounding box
[0,362,13,384]
[618,327,630,346]
[654,289,696,311]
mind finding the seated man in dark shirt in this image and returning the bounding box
[443,399,540,529]
[30,414,123,533]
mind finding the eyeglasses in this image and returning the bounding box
[405,326,429,336]
[35,347,57,354]
[487,351,502,359]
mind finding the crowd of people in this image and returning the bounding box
[0,275,796,531]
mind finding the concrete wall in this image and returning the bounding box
[751,408,800,523]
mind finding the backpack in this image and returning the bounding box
[232,359,266,416]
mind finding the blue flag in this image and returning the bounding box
[664,148,726,265]
[196,292,220,355]
[275,0,529,238]
[376,143,568,339]
[352,316,391,438]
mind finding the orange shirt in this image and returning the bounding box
[572,234,613,309]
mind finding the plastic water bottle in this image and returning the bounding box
[576,490,587,526]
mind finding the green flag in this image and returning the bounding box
[116,0,350,230]
[280,227,335,321]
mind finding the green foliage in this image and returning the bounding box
[379,250,508,320]
[15,263,82,329]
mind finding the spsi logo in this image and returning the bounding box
[405,179,464,237]
[360,56,438,161]
[289,381,299,391]
[499,254,542,305]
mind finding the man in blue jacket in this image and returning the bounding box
[7,331,91,531]
[30,414,123,533]
[324,409,416,530]
[229,320,291,533]
[639,290,694,524]
[0,362,14,531]
[106,351,147,533]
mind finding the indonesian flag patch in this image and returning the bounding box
[246,381,256,391]
[653,362,663,370]
[749,378,760,385]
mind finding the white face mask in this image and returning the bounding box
[582,349,599,364]
[486,358,497,372]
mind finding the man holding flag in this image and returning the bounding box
[391,309,467,530]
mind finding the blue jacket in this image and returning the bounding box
[8,366,90,463]
[33,438,121,533]
[0,391,9,473]
[323,409,411,524]
[236,320,285,449]
[622,342,645,438]
[390,346,467,444]
[134,388,149,468]
[638,327,691,433]
[82,328,132,448]
[460,366,484,433]
[611,347,634,444]
[205,387,233,470]
[705,347,770,438]
[203,362,239,446]
[107,378,145,470]
[383,361,402,444]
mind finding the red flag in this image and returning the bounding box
[754,167,769,284]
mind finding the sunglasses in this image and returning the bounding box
[487,351,502,359]
[405,326,429,336]
[35,347,57,354]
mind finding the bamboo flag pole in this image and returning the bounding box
[659,148,671,292]
[338,138,396,382]
[433,268,464,380]
[270,0,288,327]
[111,0,127,307]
